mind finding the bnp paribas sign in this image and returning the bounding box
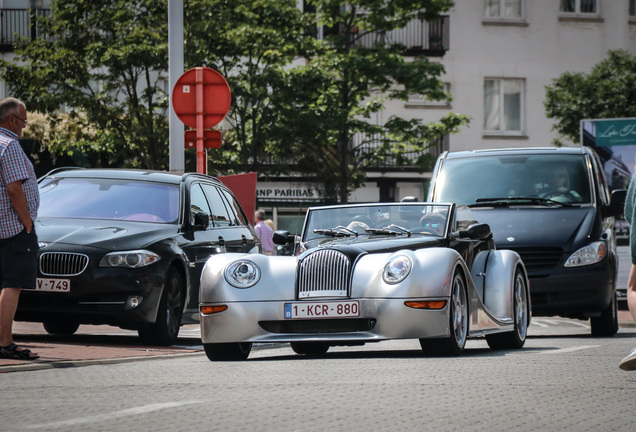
[593,118,636,147]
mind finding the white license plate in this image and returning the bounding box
[36,278,70,293]
[284,300,359,319]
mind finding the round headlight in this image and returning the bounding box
[225,260,261,288]
[383,255,413,284]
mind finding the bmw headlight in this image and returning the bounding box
[565,241,607,267]
[225,260,261,288]
[99,250,161,268]
[383,255,413,284]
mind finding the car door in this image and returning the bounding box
[200,182,258,254]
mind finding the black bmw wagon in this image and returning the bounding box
[17,168,260,345]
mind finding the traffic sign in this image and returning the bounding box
[172,67,231,129]
[184,129,222,149]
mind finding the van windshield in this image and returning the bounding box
[434,154,592,205]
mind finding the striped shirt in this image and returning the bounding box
[0,127,39,239]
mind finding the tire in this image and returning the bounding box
[420,270,468,356]
[204,342,252,361]
[43,321,80,335]
[138,267,184,346]
[486,268,529,349]
[290,342,330,356]
[591,293,618,337]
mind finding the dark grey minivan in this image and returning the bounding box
[428,147,626,336]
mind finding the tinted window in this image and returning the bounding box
[190,184,212,227]
[200,184,232,227]
[218,187,248,226]
[434,154,592,205]
[38,178,179,223]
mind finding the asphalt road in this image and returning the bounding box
[2,317,636,432]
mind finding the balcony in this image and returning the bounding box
[1,8,50,53]
[353,15,450,56]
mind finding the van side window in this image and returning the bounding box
[201,184,233,227]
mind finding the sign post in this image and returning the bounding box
[172,67,231,174]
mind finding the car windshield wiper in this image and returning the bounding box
[468,196,572,208]
[313,226,358,237]
[365,224,412,237]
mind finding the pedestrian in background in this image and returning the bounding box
[0,97,40,360]
[621,174,636,370]
[254,209,275,256]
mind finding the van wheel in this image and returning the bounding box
[591,294,618,337]
[43,321,80,335]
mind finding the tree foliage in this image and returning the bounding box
[0,0,169,169]
[544,49,636,146]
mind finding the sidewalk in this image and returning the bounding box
[0,322,203,373]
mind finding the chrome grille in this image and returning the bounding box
[40,252,89,276]
[297,249,351,298]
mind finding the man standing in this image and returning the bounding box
[254,209,275,255]
[0,98,39,360]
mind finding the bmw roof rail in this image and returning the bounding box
[40,166,86,178]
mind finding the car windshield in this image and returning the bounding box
[433,154,592,205]
[302,203,451,243]
[38,177,180,223]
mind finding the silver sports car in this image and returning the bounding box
[199,202,531,360]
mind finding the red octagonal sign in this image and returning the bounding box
[172,67,231,129]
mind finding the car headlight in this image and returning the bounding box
[564,241,607,267]
[99,250,161,268]
[225,260,261,288]
[383,255,413,284]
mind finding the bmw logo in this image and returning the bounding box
[506,237,515,242]
[38,242,48,248]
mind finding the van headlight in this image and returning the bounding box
[383,255,413,284]
[565,241,606,267]
[225,260,260,288]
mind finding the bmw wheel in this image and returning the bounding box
[138,267,184,346]
[290,342,330,356]
[420,270,468,356]
[43,321,80,335]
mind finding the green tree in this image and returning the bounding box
[273,0,468,202]
[184,0,314,177]
[0,0,169,169]
[545,49,636,146]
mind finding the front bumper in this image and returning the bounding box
[200,298,451,344]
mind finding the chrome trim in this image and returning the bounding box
[40,252,89,276]
[297,249,350,298]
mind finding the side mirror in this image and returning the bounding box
[459,223,492,240]
[273,230,296,245]
[605,189,627,218]
[193,211,210,231]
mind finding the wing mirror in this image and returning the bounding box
[272,230,296,245]
[459,223,492,240]
[193,211,210,231]
[604,189,627,218]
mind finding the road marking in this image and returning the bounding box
[541,345,600,355]
[26,401,203,429]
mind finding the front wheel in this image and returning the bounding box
[138,267,184,346]
[420,270,468,356]
[591,293,618,337]
[204,343,252,361]
[486,268,529,349]
[290,342,329,356]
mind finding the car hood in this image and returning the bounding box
[35,218,178,251]
[470,206,594,249]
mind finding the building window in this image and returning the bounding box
[630,0,636,17]
[406,83,451,107]
[483,78,524,134]
[560,0,597,14]
[484,0,523,19]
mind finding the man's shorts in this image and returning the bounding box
[0,228,39,290]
